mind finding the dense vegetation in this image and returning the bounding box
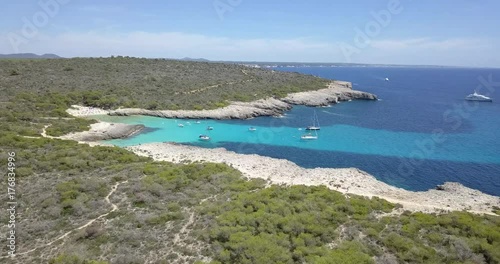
[200,186,500,263]
[0,58,499,263]
[0,57,329,110]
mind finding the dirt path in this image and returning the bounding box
[20,124,54,140]
[21,136,41,139]
[39,117,76,120]
[173,211,196,245]
[2,181,127,258]
[40,124,55,139]
[175,71,254,96]
[172,194,216,246]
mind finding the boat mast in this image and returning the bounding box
[314,109,320,128]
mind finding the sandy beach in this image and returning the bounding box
[127,142,500,215]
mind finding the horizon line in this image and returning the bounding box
[1,53,499,69]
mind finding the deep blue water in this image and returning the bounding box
[101,66,500,196]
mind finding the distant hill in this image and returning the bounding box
[180,57,210,62]
[0,53,62,59]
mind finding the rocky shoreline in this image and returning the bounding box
[282,81,376,106]
[105,81,377,119]
[108,97,292,120]
[127,142,500,215]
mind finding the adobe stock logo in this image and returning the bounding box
[7,0,70,53]
[213,0,243,21]
[339,0,404,62]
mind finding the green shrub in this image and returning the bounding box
[311,241,374,264]
[146,212,183,225]
[49,254,107,264]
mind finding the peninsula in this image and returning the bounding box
[68,81,376,120]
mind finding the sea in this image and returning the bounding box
[97,66,500,196]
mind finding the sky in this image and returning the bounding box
[1,0,499,67]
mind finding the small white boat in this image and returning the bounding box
[195,121,201,124]
[465,91,492,102]
[300,133,318,140]
[198,134,210,141]
[248,127,257,131]
[385,77,389,82]
[178,124,184,128]
[206,126,214,130]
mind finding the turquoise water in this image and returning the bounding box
[96,66,500,195]
[100,112,500,165]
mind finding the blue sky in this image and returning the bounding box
[1,0,499,67]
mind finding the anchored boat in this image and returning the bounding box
[305,110,321,131]
[198,134,210,141]
[465,91,492,102]
[300,132,318,140]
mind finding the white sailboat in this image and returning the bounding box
[302,110,320,140]
[305,110,320,131]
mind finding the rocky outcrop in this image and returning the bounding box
[110,98,292,120]
[61,122,145,141]
[108,81,377,120]
[282,81,377,106]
